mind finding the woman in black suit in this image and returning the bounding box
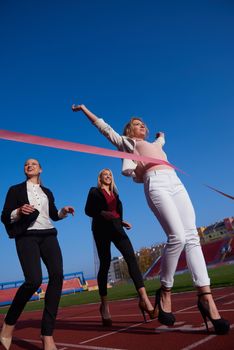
[0,159,74,350]
[85,168,154,326]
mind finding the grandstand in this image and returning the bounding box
[221,237,234,262]
[0,271,89,307]
[144,236,234,280]
[86,279,99,291]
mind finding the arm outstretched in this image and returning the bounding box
[72,103,127,149]
[72,104,98,123]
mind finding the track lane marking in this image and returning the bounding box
[179,323,234,350]
[78,290,233,346]
[79,321,149,345]
[20,338,126,350]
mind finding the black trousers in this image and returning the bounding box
[93,218,144,296]
[5,233,63,336]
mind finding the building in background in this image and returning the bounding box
[198,217,234,243]
[108,257,123,284]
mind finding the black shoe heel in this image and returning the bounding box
[197,302,209,332]
[139,303,147,323]
[197,292,230,335]
[138,300,155,323]
[154,287,175,326]
[99,305,112,327]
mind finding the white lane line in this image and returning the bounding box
[179,323,234,350]
[21,338,126,350]
[224,301,234,305]
[155,323,211,333]
[63,314,141,320]
[78,290,234,346]
[18,288,233,350]
[175,309,234,314]
[80,321,146,345]
[179,335,216,350]
[175,291,234,314]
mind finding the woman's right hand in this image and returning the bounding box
[18,204,36,215]
[72,104,84,112]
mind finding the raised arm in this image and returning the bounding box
[154,132,165,147]
[72,103,127,150]
[72,104,98,123]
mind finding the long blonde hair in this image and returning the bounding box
[97,168,117,193]
[123,117,149,138]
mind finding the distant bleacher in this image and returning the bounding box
[0,271,87,307]
[86,279,98,291]
[144,237,234,280]
[202,238,230,264]
[222,238,234,262]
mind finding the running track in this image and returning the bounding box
[1,286,233,350]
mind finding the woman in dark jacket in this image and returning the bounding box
[85,168,154,326]
[0,159,74,350]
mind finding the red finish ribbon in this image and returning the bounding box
[0,129,184,172]
[204,185,234,200]
[0,129,233,200]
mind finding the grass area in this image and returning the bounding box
[0,263,233,315]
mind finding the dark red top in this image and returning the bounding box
[101,189,120,219]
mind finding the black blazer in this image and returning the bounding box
[85,187,123,231]
[1,181,61,238]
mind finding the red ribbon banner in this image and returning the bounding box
[0,129,233,200]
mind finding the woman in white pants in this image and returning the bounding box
[72,103,229,335]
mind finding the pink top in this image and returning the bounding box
[135,139,172,173]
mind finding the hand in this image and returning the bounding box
[18,204,36,215]
[156,131,164,138]
[61,206,75,216]
[122,220,132,230]
[101,211,116,220]
[71,104,84,112]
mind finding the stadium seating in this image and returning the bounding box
[0,272,86,306]
[144,237,234,279]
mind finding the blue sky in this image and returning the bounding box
[0,0,233,282]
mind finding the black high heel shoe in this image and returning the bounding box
[99,305,112,327]
[138,300,155,322]
[197,292,230,335]
[154,287,175,326]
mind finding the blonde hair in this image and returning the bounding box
[123,117,149,138]
[97,168,117,193]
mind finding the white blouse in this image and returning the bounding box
[10,180,66,230]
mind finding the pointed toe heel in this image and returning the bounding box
[0,322,14,350]
[154,287,175,326]
[138,300,155,322]
[197,292,230,335]
[0,336,12,350]
[99,305,112,327]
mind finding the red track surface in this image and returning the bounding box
[0,286,233,350]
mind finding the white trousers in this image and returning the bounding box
[143,169,210,288]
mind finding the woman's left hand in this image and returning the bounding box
[156,131,165,138]
[61,206,75,216]
[122,220,132,230]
